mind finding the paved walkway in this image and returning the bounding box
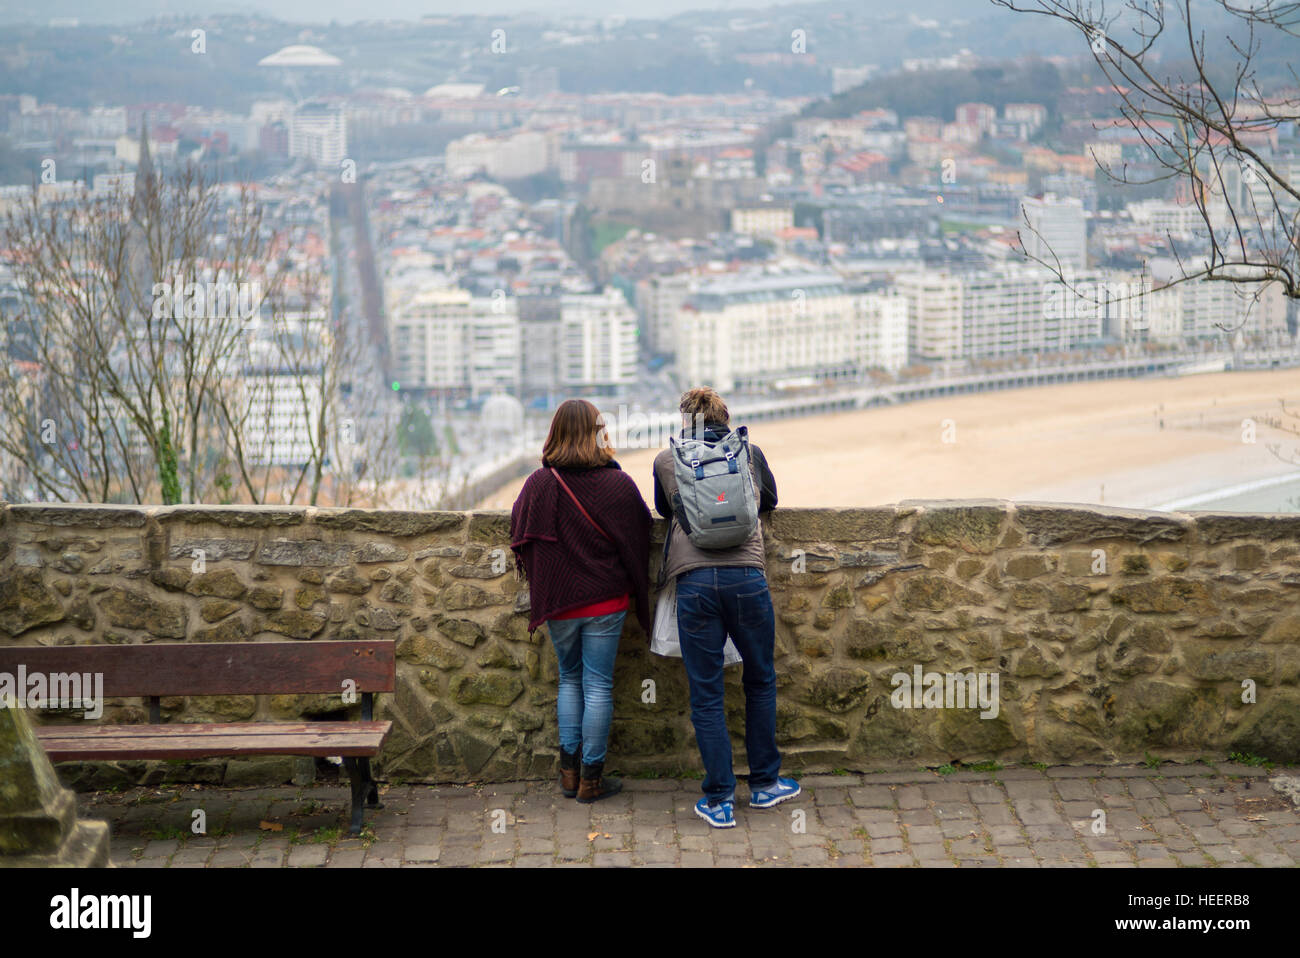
[80,763,1300,867]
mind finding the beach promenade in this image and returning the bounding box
[478,368,1300,513]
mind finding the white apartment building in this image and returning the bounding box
[1003,266,1124,355]
[1003,103,1047,134]
[86,106,128,138]
[1085,141,1123,175]
[115,133,177,165]
[520,301,562,395]
[1020,194,1087,272]
[559,288,638,391]
[712,150,757,180]
[445,130,550,180]
[1178,276,1242,340]
[851,290,909,373]
[899,265,1128,361]
[240,310,332,466]
[243,373,324,466]
[896,272,963,361]
[636,272,700,356]
[960,268,1057,358]
[1126,199,1205,238]
[1246,280,1292,340]
[731,206,794,236]
[390,287,521,397]
[673,272,897,391]
[92,171,135,195]
[1177,275,1290,341]
[1136,283,1183,342]
[289,101,348,168]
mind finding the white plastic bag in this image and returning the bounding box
[651,577,743,667]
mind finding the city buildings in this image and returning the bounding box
[389,287,522,398]
[558,288,638,392]
[898,264,1139,362]
[674,270,907,391]
[636,272,700,357]
[897,271,963,362]
[1019,193,1087,273]
[288,100,348,168]
[445,130,550,180]
[731,205,795,236]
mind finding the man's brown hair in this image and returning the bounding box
[543,398,615,468]
[679,386,729,426]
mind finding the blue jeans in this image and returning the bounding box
[675,566,781,805]
[547,611,626,766]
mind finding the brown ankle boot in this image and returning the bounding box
[576,761,623,803]
[558,746,580,798]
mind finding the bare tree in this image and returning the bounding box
[0,160,377,505]
[994,0,1300,324]
[0,165,286,503]
[1259,394,1298,459]
[1,160,503,511]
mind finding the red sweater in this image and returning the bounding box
[510,459,652,634]
[552,594,629,620]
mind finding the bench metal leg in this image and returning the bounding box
[342,757,368,836]
[360,757,383,809]
[342,756,383,835]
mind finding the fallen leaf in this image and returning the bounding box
[259,820,284,832]
[604,833,612,839]
[587,831,599,841]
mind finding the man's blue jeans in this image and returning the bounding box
[546,611,626,766]
[676,566,781,805]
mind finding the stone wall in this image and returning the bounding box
[1,500,1298,788]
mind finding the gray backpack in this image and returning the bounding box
[668,425,759,549]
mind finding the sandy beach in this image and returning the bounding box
[476,368,1300,513]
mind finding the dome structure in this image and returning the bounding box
[480,394,525,438]
[258,45,342,67]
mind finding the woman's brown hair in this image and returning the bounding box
[543,398,615,468]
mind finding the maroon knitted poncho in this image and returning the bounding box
[509,459,652,634]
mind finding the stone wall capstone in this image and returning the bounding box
[1,499,1298,788]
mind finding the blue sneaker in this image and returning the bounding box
[749,778,801,808]
[694,797,736,828]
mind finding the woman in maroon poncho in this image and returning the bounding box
[510,399,651,803]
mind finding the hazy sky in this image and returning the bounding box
[0,0,803,23]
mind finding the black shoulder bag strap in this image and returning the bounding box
[549,467,613,543]
[656,519,673,590]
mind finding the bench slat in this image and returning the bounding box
[35,721,388,738]
[37,721,392,760]
[0,641,396,698]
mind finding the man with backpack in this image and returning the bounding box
[652,386,800,828]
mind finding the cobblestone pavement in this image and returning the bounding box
[80,763,1300,868]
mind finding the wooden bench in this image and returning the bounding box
[0,640,395,835]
